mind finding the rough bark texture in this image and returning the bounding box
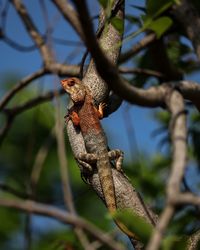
[66,0,157,240]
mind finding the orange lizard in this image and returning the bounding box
[61,77,136,238]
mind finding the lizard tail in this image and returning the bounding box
[97,159,137,239]
[114,218,138,239]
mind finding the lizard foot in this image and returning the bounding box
[76,153,98,184]
[76,152,97,172]
[108,149,124,172]
[97,102,107,119]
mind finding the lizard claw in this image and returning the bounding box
[98,102,107,119]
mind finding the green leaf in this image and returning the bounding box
[154,110,170,125]
[98,0,108,9]
[0,207,21,243]
[148,16,173,38]
[113,209,153,244]
[161,235,188,250]
[111,16,123,34]
[142,15,154,29]
[98,0,114,15]
[191,112,200,123]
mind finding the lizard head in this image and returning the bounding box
[61,77,86,104]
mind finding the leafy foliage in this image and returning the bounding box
[0,77,91,249]
[111,16,124,34]
[146,16,173,39]
[114,209,153,244]
[161,235,188,250]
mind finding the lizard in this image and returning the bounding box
[61,77,136,238]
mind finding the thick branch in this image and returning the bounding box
[69,1,157,246]
[72,0,200,109]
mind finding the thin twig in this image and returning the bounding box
[0,114,13,145]
[147,205,175,250]
[147,89,187,250]
[0,88,64,145]
[2,88,65,116]
[11,0,54,65]
[30,128,55,193]
[0,68,46,111]
[175,193,200,205]
[52,0,84,41]
[3,34,37,51]
[119,67,164,78]
[119,33,157,64]
[0,198,124,250]
[0,183,29,199]
[52,37,83,46]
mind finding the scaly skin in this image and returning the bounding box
[61,77,116,212]
[61,77,135,238]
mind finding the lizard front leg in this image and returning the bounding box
[66,110,80,126]
[108,149,124,172]
[94,102,107,119]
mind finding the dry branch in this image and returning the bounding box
[147,89,187,250]
[0,198,124,250]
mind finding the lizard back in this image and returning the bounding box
[79,93,116,212]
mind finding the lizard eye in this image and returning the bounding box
[68,79,75,87]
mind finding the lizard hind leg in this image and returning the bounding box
[108,149,124,172]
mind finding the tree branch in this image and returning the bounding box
[2,88,65,116]
[11,0,55,66]
[0,88,64,145]
[67,1,157,247]
[71,0,200,109]
[147,89,187,250]
[0,68,46,111]
[0,198,124,250]
[52,0,84,41]
[119,33,157,64]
